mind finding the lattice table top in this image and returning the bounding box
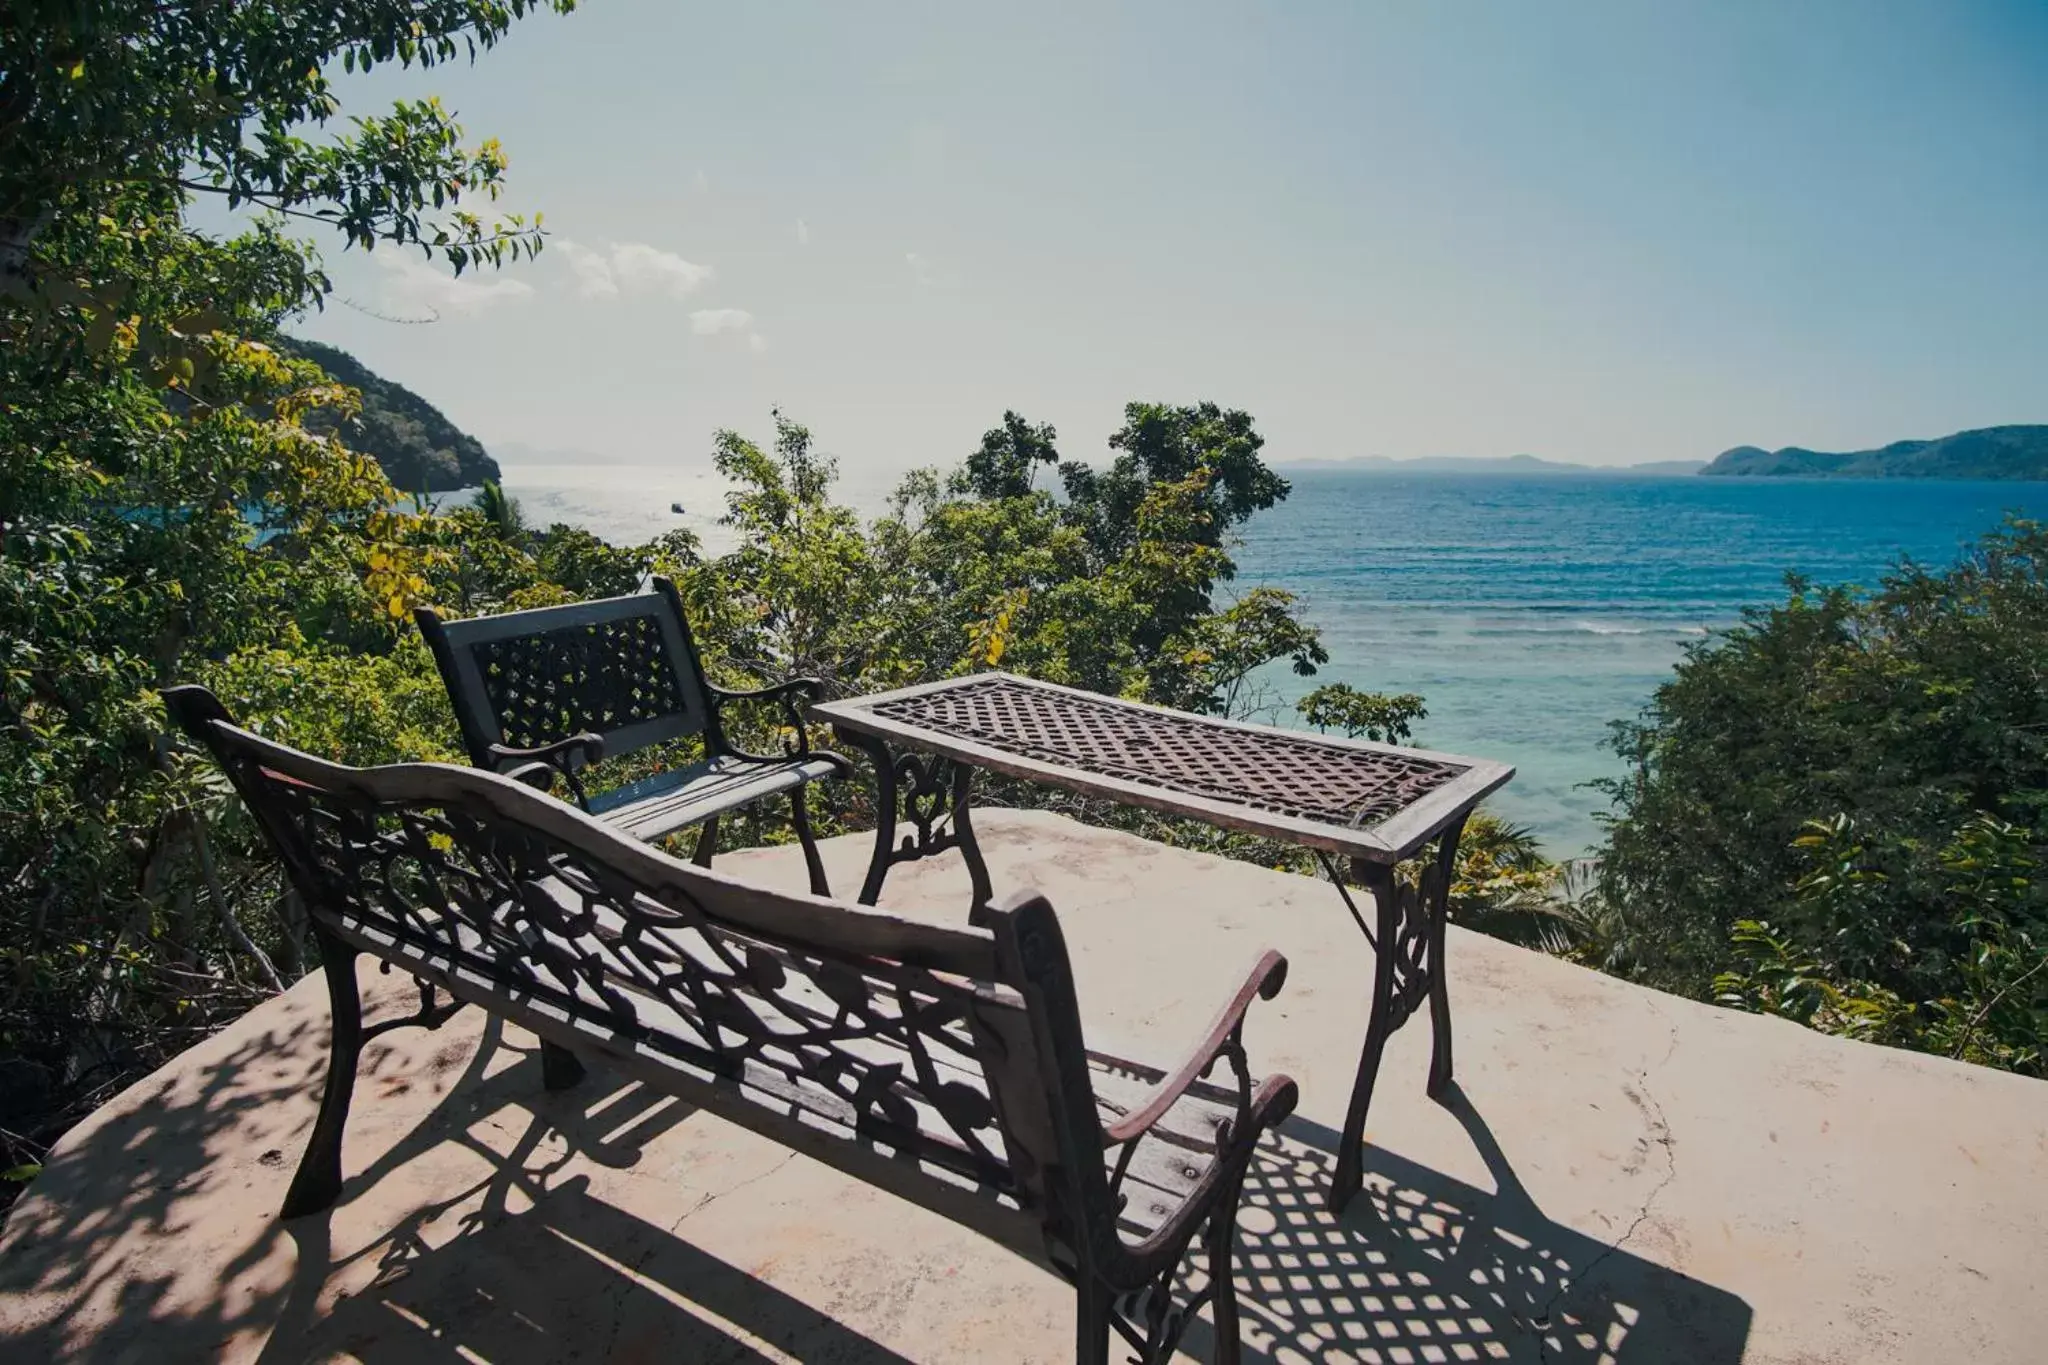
[812,673,1514,863]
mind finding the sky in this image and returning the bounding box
[273,0,2048,474]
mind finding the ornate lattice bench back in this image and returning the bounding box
[163,684,1298,1364]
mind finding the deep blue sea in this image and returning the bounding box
[1236,473,2040,854]
[494,462,2039,857]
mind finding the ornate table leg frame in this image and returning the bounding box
[1324,813,1469,1212]
[836,728,996,920]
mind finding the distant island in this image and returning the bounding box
[1281,454,1707,476]
[281,337,500,492]
[1701,425,2048,480]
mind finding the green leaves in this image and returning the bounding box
[1600,518,2048,1075]
[1,0,575,1203]
[2,1,573,281]
[1298,683,1426,745]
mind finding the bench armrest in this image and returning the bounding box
[708,677,837,764]
[488,733,605,809]
[1103,949,1289,1145]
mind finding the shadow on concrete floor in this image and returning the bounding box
[0,1012,918,1364]
[2,1008,1748,1364]
[1178,1085,1751,1363]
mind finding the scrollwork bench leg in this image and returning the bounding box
[790,784,831,897]
[282,928,363,1218]
[1074,1275,1114,1365]
[691,815,720,867]
[1207,1169,1246,1365]
[541,1040,586,1091]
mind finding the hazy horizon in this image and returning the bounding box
[239,1,2048,476]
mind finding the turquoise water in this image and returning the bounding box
[495,463,2039,857]
[1235,473,2041,855]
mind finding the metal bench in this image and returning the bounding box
[414,577,846,895]
[164,685,1299,1364]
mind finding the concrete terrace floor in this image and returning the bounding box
[3,810,2046,1364]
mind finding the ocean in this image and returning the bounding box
[492,462,2040,857]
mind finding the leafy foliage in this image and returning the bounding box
[1598,521,2048,1074]
[0,0,572,287]
[1298,682,1428,744]
[0,0,577,1207]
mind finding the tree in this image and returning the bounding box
[469,478,527,541]
[0,0,569,1204]
[1,0,571,289]
[1059,402,1289,564]
[954,410,1060,501]
[864,408,1326,714]
[1599,520,2048,1074]
[1298,682,1428,744]
[706,411,881,688]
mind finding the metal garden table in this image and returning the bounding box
[808,672,1514,1210]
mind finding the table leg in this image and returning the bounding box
[839,728,994,919]
[951,761,997,925]
[1329,813,1469,1211]
[846,729,899,905]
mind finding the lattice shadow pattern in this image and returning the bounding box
[475,615,686,750]
[869,678,1468,830]
[1170,1125,1750,1365]
[255,773,1019,1194]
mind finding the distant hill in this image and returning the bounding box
[281,337,499,492]
[1281,454,1706,476]
[1701,426,2048,480]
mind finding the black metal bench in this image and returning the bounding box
[414,577,845,895]
[164,685,1299,1364]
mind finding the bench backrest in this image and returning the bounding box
[163,685,1112,1245]
[415,577,718,772]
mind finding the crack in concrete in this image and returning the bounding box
[597,1151,801,1362]
[1528,1008,1682,1362]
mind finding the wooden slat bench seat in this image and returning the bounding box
[584,751,843,841]
[165,685,1299,1364]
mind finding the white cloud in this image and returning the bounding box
[693,169,711,192]
[555,239,714,302]
[373,251,533,316]
[689,308,754,335]
[612,242,714,299]
[555,239,619,299]
[906,251,936,286]
[797,218,811,247]
[688,307,768,353]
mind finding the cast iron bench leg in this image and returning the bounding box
[789,784,831,897]
[282,930,363,1218]
[541,1041,586,1090]
[691,815,719,867]
[1329,815,1469,1211]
